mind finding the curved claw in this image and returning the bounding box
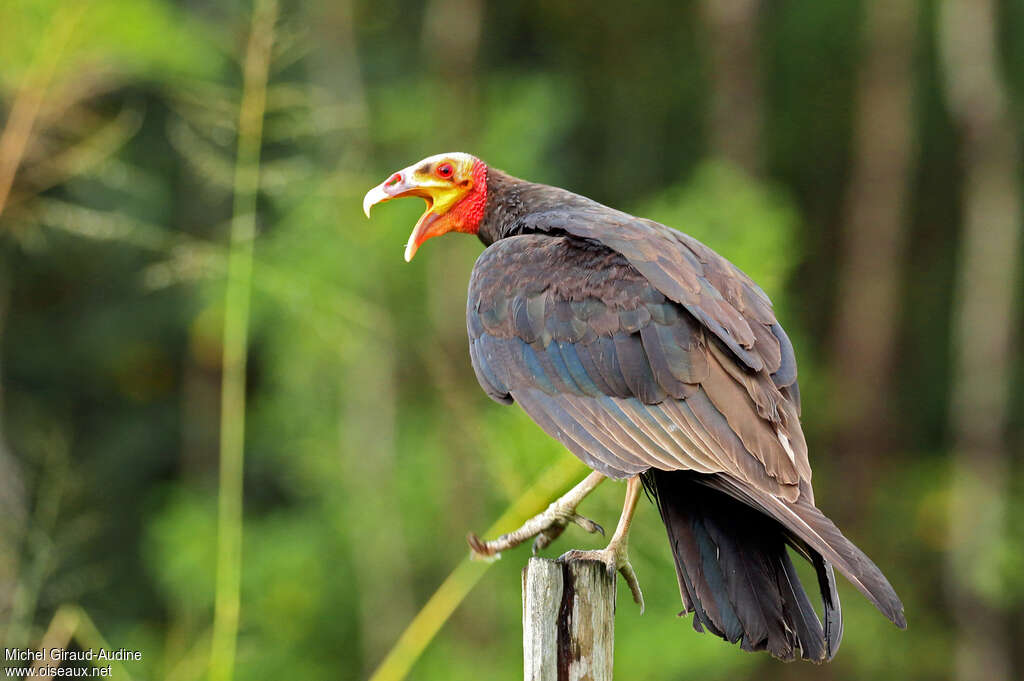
[531,513,604,555]
[467,532,501,561]
[571,514,605,537]
[618,560,645,614]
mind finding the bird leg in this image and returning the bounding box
[467,471,607,559]
[559,475,645,613]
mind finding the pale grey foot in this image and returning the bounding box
[467,471,607,559]
[559,475,644,612]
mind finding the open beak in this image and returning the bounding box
[362,171,440,262]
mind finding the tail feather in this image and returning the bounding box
[778,551,841,660]
[668,505,739,640]
[646,470,900,662]
[699,501,790,653]
[701,475,906,629]
[812,553,845,655]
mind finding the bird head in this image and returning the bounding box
[363,152,488,261]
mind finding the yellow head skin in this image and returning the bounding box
[362,152,487,261]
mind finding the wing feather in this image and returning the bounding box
[467,233,806,498]
[519,209,785,374]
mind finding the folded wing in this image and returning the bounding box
[467,233,808,500]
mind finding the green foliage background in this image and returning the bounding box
[1,1,1022,681]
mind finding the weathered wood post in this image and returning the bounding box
[522,557,616,681]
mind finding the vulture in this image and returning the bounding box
[363,152,905,662]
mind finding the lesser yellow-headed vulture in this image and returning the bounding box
[364,153,905,662]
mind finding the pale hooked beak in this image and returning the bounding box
[362,184,389,218]
[362,170,438,262]
[362,171,413,218]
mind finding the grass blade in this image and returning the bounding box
[209,3,277,681]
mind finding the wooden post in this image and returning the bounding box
[522,557,616,681]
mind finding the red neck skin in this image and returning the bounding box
[450,159,488,234]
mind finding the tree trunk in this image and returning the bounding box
[940,2,1021,680]
[829,0,915,517]
[700,0,762,172]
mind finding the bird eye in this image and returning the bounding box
[436,162,454,179]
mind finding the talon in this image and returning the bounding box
[571,515,604,536]
[467,532,501,560]
[620,560,645,614]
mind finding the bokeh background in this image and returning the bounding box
[1,1,1023,680]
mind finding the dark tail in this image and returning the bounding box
[645,470,902,662]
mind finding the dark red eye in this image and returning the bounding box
[436,162,454,178]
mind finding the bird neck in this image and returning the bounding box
[478,169,597,247]
[477,168,530,247]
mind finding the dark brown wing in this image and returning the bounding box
[467,234,808,500]
[513,202,798,389]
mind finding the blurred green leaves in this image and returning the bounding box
[145,490,218,612]
[0,0,222,89]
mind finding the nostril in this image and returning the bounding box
[386,173,402,187]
